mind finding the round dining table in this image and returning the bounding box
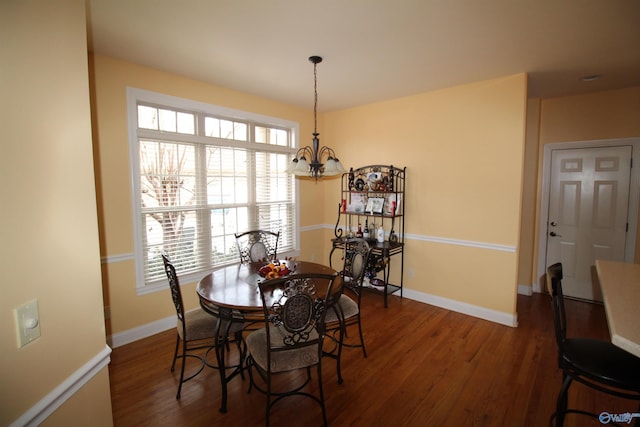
[196,259,337,413]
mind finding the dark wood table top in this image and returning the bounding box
[196,259,337,313]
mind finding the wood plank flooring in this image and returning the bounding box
[109,292,636,426]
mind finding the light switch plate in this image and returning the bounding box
[15,299,41,348]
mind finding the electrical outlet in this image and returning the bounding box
[310,253,316,262]
[408,268,414,278]
[15,299,41,348]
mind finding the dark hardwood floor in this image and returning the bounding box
[109,291,635,426]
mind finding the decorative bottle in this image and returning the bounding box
[377,224,385,243]
[363,219,370,239]
[356,223,363,238]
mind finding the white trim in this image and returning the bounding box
[532,280,544,294]
[109,315,175,348]
[407,233,516,253]
[518,284,533,296]
[109,290,518,350]
[300,224,326,232]
[101,228,518,267]
[126,88,145,290]
[101,253,134,264]
[313,224,518,253]
[126,87,299,129]
[537,138,640,285]
[9,345,112,427]
[403,288,518,327]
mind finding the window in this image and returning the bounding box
[127,88,299,292]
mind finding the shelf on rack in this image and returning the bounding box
[343,211,402,218]
[363,282,401,296]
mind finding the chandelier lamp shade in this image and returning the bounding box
[287,56,345,180]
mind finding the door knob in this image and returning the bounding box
[549,231,562,237]
[550,221,557,226]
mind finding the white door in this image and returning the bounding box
[546,146,632,301]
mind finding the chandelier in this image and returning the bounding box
[287,56,345,180]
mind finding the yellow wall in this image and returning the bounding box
[324,74,528,314]
[91,54,325,335]
[523,86,640,287]
[539,87,640,143]
[517,99,542,289]
[93,55,527,337]
[0,1,112,425]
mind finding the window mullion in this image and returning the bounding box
[195,137,210,270]
[247,150,257,229]
[245,123,255,228]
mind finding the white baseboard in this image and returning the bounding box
[403,288,519,327]
[533,280,544,294]
[109,315,175,348]
[10,345,112,427]
[518,284,533,296]
[109,289,519,351]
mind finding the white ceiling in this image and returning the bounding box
[87,0,640,112]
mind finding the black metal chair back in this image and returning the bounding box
[234,230,280,263]
[161,252,245,405]
[548,262,568,359]
[259,272,340,356]
[247,272,340,426]
[162,252,186,332]
[342,237,372,297]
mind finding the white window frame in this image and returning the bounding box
[126,87,301,294]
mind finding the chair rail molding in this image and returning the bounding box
[9,345,112,427]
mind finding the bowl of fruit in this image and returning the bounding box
[258,261,291,279]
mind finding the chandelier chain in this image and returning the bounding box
[313,61,318,134]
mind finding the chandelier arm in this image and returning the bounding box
[295,146,314,160]
[318,146,339,160]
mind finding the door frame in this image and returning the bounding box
[536,137,640,292]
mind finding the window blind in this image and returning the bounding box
[129,94,298,289]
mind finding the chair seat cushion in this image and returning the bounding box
[246,327,320,373]
[563,338,640,390]
[324,294,359,323]
[179,307,244,341]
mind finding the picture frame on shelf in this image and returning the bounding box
[365,197,385,214]
[348,193,367,213]
[385,193,402,215]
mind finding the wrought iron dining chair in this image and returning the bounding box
[547,262,640,426]
[161,252,245,400]
[245,272,341,427]
[323,237,372,384]
[234,230,280,263]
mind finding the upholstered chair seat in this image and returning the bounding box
[324,294,359,324]
[246,326,320,373]
[179,308,244,341]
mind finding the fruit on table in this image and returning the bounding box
[259,262,290,278]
